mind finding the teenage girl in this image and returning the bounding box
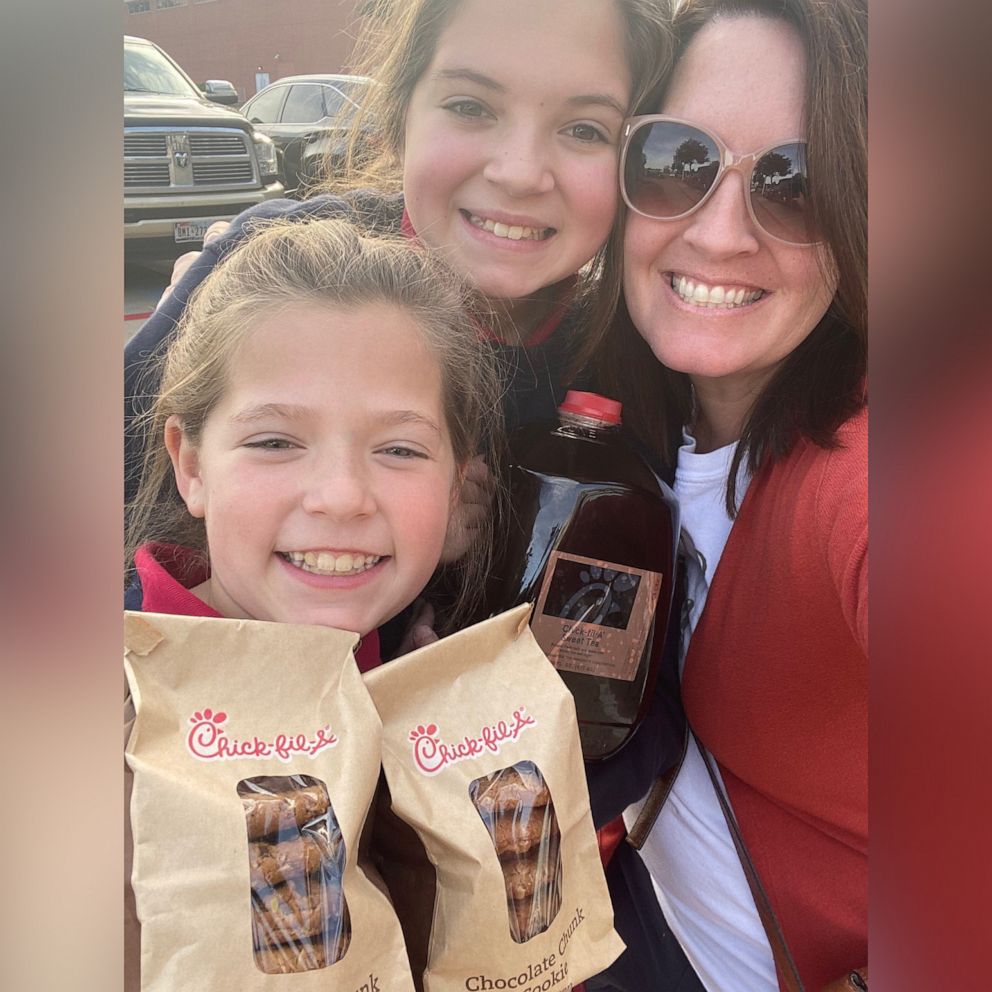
[126,0,673,514]
[125,217,503,655]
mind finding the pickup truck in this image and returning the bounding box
[124,35,285,255]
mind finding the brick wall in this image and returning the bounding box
[123,0,367,103]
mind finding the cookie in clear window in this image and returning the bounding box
[469,761,562,943]
[237,775,351,973]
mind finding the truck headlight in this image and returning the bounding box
[252,133,280,181]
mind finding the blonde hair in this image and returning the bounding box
[126,218,505,629]
[323,0,675,371]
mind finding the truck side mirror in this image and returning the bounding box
[201,80,240,106]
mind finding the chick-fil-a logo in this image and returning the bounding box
[408,707,537,776]
[186,708,338,763]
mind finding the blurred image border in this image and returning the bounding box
[4,0,991,989]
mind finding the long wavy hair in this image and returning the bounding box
[323,0,675,374]
[597,0,867,513]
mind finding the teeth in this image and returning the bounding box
[284,552,381,576]
[673,275,763,308]
[467,213,550,241]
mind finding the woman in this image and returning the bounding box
[589,0,867,990]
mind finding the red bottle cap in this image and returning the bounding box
[559,390,622,424]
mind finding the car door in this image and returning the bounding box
[276,83,331,193]
[299,85,363,186]
[242,84,290,138]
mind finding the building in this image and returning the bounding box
[123,0,369,103]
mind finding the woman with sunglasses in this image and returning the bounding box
[588,0,867,990]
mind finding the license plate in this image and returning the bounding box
[174,220,220,243]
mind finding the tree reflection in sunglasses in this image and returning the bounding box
[630,132,811,240]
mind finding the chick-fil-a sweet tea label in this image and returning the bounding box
[186,708,338,763]
[409,707,537,776]
[532,551,663,682]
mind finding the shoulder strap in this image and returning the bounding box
[627,551,690,850]
[696,734,806,992]
[625,726,687,849]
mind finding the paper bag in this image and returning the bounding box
[364,605,624,992]
[124,611,414,992]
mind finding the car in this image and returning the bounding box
[124,36,285,255]
[240,74,374,196]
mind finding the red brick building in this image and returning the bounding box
[123,0,369,103]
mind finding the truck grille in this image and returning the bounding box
[124,162,171,187]
[192,161,255,183]
[188,134,246,156]
[124,127,258,191]
[124,134,168,156]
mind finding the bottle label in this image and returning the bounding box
[530,551,663,682]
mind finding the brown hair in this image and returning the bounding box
[126,218,505,629]
[322,0,674,371]
[598,0,867,513]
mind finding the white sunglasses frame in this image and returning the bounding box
[619,114,821,247]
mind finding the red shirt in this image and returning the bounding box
[682,409,868,990]
[135,542,382,672]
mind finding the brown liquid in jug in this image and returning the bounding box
[483,392,679,760]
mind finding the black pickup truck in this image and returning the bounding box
[124,36,285,255]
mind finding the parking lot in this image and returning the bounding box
[124,259,172,343]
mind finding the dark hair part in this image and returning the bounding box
[126,218,505,630]
[324,0,674,374]
[598,0,867,514]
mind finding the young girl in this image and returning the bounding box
[126,0,673,510]
[123,218,503,992]
[125,217,503,656]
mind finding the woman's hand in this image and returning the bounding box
[156,220,229,307]
[440,455,494,564]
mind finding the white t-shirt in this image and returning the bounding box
[623,431,777,992]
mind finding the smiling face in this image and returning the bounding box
[402,0,631,310]
[166,303,458,635]
[623,16,837,416]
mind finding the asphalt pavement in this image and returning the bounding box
[124,259,174,343]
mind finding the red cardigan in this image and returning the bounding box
[682,408,868,992]
[135,542,382,671]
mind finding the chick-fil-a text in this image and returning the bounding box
[186,709,338,763]
[409,708,536,776]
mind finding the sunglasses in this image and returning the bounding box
[619,116,821,247]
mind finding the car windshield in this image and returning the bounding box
[124,43,199,98]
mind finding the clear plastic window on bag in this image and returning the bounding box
[237,775,351,973]
[469,761,563,943]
